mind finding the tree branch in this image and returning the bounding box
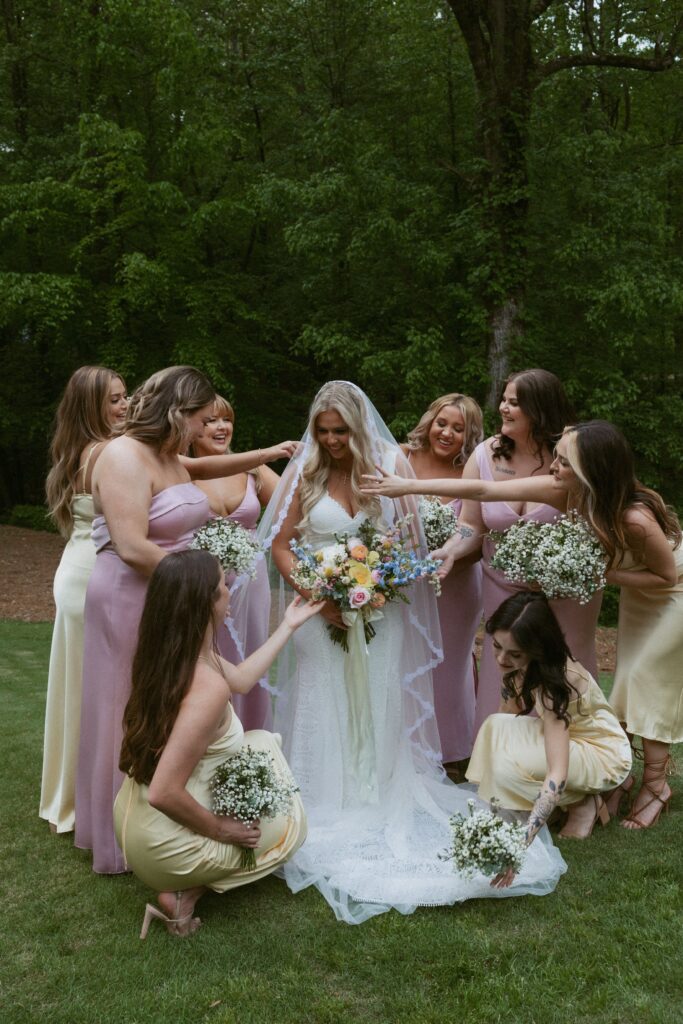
[529,0,558,21]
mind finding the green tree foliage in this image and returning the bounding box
[0,0,681,508]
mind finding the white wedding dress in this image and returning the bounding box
[273,493,568,924]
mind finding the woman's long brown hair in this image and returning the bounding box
[492,368,575,469]
[564,420,681,565]
[119,550,223,785]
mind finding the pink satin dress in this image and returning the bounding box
[432,498,482,761]
[475,442,601,734]
[75,483,210,874]
[217,475,273,731]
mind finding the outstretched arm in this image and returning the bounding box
[180,441,297,480]
[361,465,561,507]
[491,708,569,889]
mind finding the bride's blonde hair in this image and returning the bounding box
[299,383,382,532]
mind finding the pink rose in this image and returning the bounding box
[371,569,383,583]
[349,586,372,607]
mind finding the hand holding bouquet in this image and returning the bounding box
[191,518,261,578]
[418,497,459,551]
[439,798,527,882]
[489,512,607,604]
[211,745,299,871]
[289,516,441,650]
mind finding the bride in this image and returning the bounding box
[233,381,566,923]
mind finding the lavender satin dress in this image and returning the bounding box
[475,442,601,734]
[218,475,273,731]
[432,498,482,762]
[75,483,210,874]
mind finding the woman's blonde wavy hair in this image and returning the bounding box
[46,366,126,536]
[125,366,215,454]
[405,393,484,465]
[298,383,381,532]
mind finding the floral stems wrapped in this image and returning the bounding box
[190,518,261,578]
[210,745,299,871]
[439,799,527,879]
[489,512,607,604]
[290,515,441,651]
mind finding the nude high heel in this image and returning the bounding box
[139,893,201,939]
[558,795,610,839]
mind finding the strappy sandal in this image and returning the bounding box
[558,794,610,839]
[604,775,635,818]
[140,893,202,939]
[622,754,674,831]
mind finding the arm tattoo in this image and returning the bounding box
[501,681,517,702]
[456,524,475,539]
[526,778,566,845]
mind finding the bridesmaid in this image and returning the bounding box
[41,366,127,833]
[363,419,681,830]
[76,366,296,873]
[467,592,631,872]
[190,396,279,730]
[402,393,484,764]
[114,550,320,937]
[365,370,602,735]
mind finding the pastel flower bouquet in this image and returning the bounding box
[439,799,527,879]
[190,517,261,578]
[489,512,607,604]
[210,745,299,871]
[290,516,441,650]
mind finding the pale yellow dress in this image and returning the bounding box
[609,543,683,744]
[466,663,632,810]
[39,493,96,832]
[113,715,306,892]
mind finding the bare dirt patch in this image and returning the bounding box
[0,524,617,671]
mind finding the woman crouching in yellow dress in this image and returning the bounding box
[467,592,632,886]
[114,549,322,937]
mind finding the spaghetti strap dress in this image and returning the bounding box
[114,715,306,892]
[216,475,272,731]
[475,442,602,734]
[75,483,210,874]
[609,543,683,744]
[430,497,482,761]
[467,662,632,808]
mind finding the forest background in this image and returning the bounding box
[1,0,682,514]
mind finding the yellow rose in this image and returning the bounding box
[367,551,380,566]
[348,560,372,586]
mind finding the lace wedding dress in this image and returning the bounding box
[273,493,567,924]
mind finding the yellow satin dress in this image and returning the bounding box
[609,543,683,744]
[113,716,306,893]
[40,494,96,832]
[466,663,632,810]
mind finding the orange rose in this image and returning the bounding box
[370,592,386,609]
[349,544,368,561]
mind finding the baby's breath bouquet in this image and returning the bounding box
[210,745,299,870]
[490,512,607,604]
[190,518,260,578]
[439,799,527,879]
[418,497,459,551]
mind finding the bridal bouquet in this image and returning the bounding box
[210,745,299,871]
[289,516,441,650]
[439,799,527,879]
[190,518,260,578]
[489,512,607,604]
[419,497,459,551]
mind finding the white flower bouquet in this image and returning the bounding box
[289,516,441,650]
[210,745,299,870]
[418,497,459,551]
[190,517,260,578]
[439,799,527,879]
[489,512,607,604]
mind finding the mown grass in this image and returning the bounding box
[1,620,681,1024]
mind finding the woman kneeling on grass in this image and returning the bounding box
[114,549,322,938]
[467,592,632,884]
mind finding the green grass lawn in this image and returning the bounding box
[2,620,682,1024]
